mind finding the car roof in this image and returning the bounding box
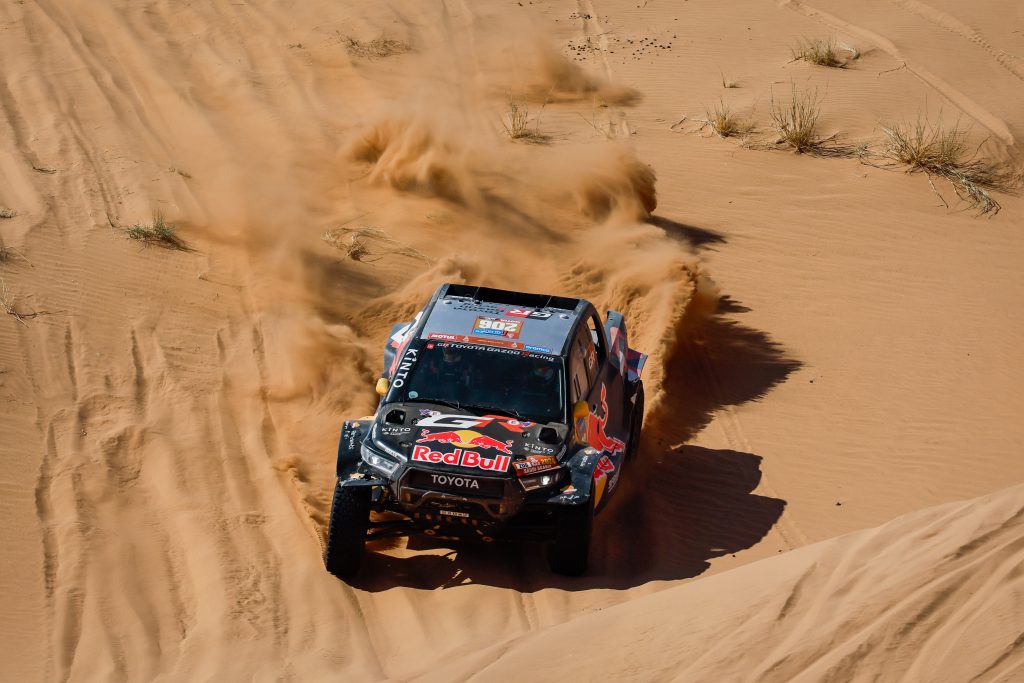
[418,284,586,356]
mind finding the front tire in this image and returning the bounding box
[324,480,371,578]
[547,497,594,576]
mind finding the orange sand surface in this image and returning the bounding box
[1,1,1022,681]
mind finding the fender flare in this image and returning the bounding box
[336,419,371,478]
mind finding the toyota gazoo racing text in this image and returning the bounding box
[323,283,647,577]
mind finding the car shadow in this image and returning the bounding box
[648,215,726,251]
[346,295,800,592]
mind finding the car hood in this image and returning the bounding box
[372,402,568,475]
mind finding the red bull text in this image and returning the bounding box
[411,446,511,472]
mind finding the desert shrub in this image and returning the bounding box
[791,38,845,68]
[882,116,1021,215]
[126,213,187,249]
[705,100,753,138]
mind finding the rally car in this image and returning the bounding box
[324,283,647,577]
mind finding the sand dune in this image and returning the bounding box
[1,0,1022,681]
[425,484,1024,682]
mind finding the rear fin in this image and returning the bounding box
[383,321,412,378]
[604,311,646,381]
[626,348,647,382]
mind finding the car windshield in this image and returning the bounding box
[401,343,565,424]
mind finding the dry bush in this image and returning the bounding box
[791,37,846,68]
[0,208,17,219]
[0,277,46,325]
[719,70,739,89]
[322,225,431,264]
[503,95,529,138]
[345,36,411,59]
[766,85,867,158]
[343,235,373,262]
[0,278,15,319]
[125,213,188,250]
[502,94,549,144]
[770,84,822,151]
[705,100,753,138]
[881,117,1021,215]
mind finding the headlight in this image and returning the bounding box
[361,444,400,477]
[520,469,563,491]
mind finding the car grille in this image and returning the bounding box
[405,468,506,498]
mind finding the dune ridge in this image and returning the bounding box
[424,484,1024,682]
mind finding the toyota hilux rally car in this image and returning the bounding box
[324,283,647,577]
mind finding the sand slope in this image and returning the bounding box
[1,0,1022,681]
[427,484,1024,682]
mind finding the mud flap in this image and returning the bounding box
[546,447,602,508]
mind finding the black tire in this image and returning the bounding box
[625,383,645,462]
[546,497,594,576]
[324,480,371,578]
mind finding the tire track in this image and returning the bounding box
[577,0,632,137]
[890,0,1024,83]
[777,0,1016,148]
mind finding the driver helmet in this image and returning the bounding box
[441,346,462,364]
[531,361,555,380]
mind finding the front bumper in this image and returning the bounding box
[342,462,574,541]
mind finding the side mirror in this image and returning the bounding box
[572,400,589,420]
[375,378,390,396]
[573,400,590,443]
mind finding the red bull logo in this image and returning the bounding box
[577,385,625,456]
[417,429,513,455]
[411,445,511,472]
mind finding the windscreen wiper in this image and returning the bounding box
[410,397,464,412]
[462,404,529,422]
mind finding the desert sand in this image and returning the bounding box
[1,0,1022,681]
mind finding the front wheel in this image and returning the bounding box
[324,481,371,578]
[546,497,594,576]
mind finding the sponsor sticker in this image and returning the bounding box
[439,509,470,518]
[522,442,556,455]
[411,445,511,472]
[380,425,412,435]
[418,414,534,435]
[503,308,533,318]
[467,336,524,350]
[472,316,523,339]
[577,384,626,457]
[593,455,615,480]
[391,348,419,389]
[528,310,553,320]
[428,332,460,341]
[483,417,534,432]
[512,454,558,476]
[442,341,526,356]
[417,428,513,454]
[523,344,552,354]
